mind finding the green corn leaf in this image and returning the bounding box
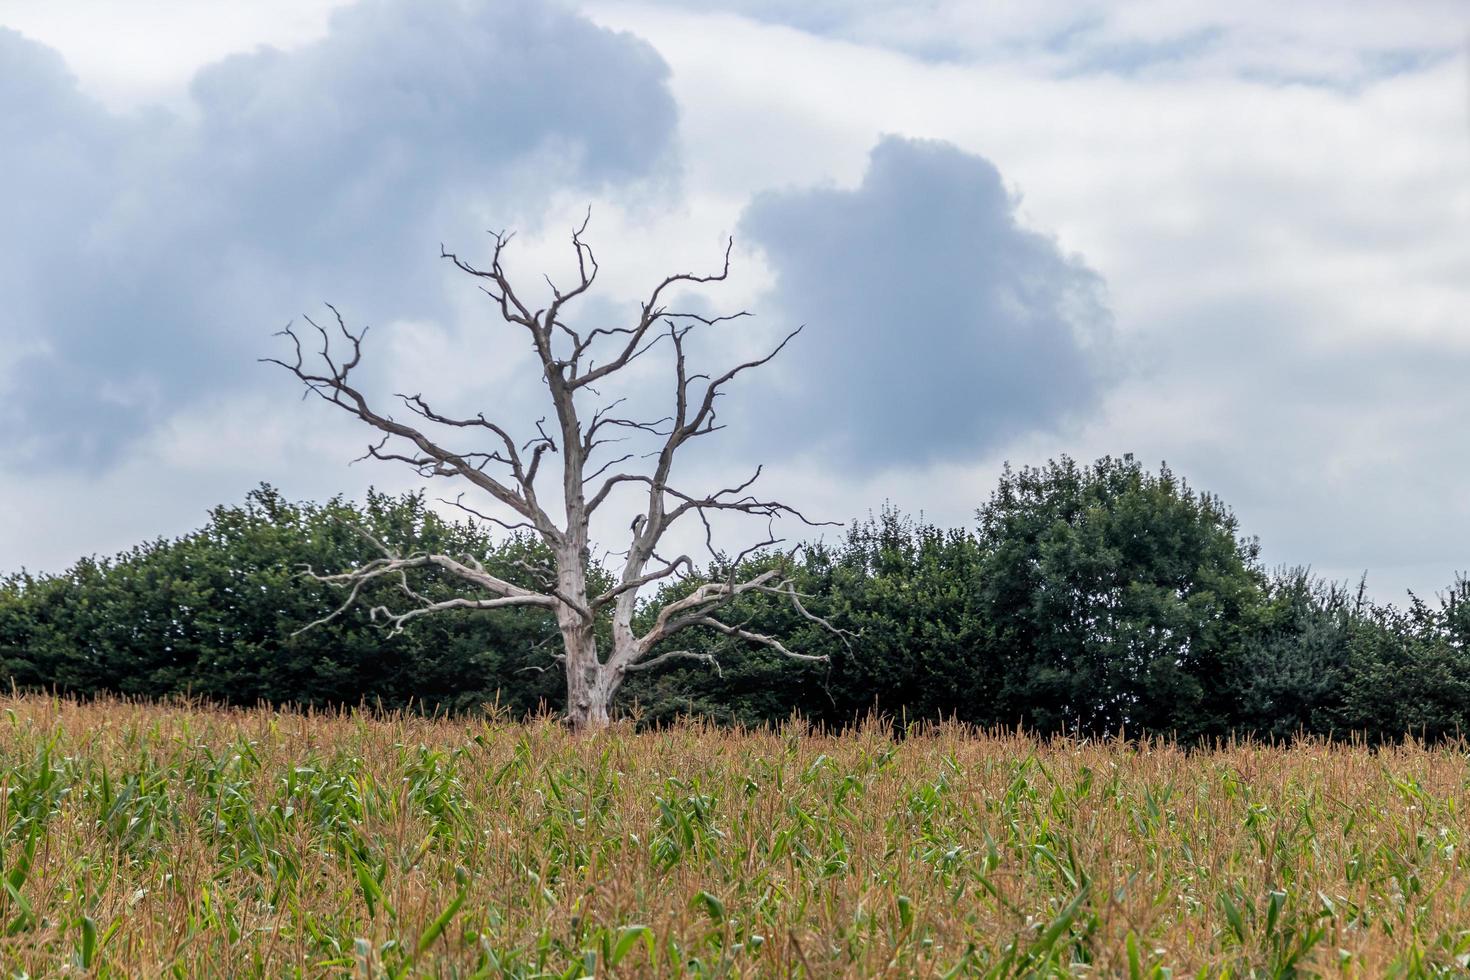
[415,868,469,957]
[693,890,725,925]
[80,915,98,968]
[609,925,653,968]
[1220,893,1247,944]
[1027,885,1089,963]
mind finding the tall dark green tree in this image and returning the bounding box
[973,455,1265,740]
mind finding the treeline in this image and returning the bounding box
[2,456,1466,742]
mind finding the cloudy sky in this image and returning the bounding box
[2,0,1467,601]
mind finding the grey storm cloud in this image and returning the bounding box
[0,0,676,466]
[737,136,1114,467]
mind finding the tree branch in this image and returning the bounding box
[620,649,722,677]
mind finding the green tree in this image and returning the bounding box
[625,510,994,729]
[1335,576,1470,741]
[1228,568,1361,740]
[810,512,995,726]
[973,455,1265,740]
[0,486,563,713]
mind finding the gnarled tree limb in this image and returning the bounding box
[270,219,846,730]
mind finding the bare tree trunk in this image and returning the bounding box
[564,635,640,732]
[555,545,619,732]
[563,631,611,731]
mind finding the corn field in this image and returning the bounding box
[0,696,1467,977]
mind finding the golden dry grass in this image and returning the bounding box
[0,694,1467,977]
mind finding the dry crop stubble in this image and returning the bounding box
[0,694,1467,976]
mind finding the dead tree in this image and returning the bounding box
[268,219,843,730]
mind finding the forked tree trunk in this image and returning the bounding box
[556,548,622,732]
[563,633,619,732]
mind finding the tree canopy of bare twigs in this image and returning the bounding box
[267,217,847,730]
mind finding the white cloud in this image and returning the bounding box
[0,0,354,110]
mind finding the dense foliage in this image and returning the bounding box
[0,486,566,715]
[3,457,1467,742]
